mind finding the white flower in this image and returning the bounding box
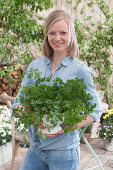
[2,139,6,143]
[6,123,11,127]
[0,127,4,132]
[6,117,10,121]
[1,133,6,137]
[8,131,12,135]
[1,122,6,126]
[0,106,12,146]
[0,114,4,118]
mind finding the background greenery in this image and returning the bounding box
[0,0,113,108]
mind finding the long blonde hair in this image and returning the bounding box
[42,10,79,59]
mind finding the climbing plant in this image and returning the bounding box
[71,0,113,108]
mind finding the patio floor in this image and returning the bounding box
[0,138,113,170]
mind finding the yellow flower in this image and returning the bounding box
[103,114,109,119]
[103,108,113,119]
[109,108,113,115]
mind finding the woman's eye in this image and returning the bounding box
[61,32,67,35]
[49,31,67,36]
[49,32,55,35]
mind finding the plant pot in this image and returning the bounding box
[103,138,113,151]
[0,141,12,166]
[80,133,92,144]
[39,125,62,134]
[38,115,63,134]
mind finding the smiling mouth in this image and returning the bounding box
[53,42,63,47]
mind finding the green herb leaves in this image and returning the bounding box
[14,69,96,139]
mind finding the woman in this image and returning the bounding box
[13,10,102,170]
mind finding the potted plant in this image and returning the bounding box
[97,108,113,151]
[0,106,12,166]
[14,69,96,140]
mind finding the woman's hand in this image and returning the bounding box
[36,123,62,137]
[14,105,25,116]
[45,126,68,137]
[42,125,77,137]
[45,128,65,137]
[37,124,76,138]
[33,123,46,128]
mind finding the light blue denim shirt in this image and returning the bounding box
[12,56,102,150]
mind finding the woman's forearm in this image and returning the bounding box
[77,115,94,129]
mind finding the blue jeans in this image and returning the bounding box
[20,145,80,170]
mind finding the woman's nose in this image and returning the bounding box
[54,34,61,40]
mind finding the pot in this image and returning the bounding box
[103,138,113,151]
[80,132,92,144]
[38,115,63,134]
[0,142,12,166]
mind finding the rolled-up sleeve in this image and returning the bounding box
[12,62,33,109]
[79,66,102,122]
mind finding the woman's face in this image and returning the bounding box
[47,19,69,55]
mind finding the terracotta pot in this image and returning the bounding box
[103,138,113,151]
[80,133,92,144]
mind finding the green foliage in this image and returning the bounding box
[74,0,113,108]
[95,0,110,19]
[66,0,73,4]
[13,69,96,139]
[0,0,113,108]
[0,0,52,77]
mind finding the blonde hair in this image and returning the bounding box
[42,10,79,59]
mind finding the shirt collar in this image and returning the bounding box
[60,56,71,66]
[45,56,71,67]
[45,57,51,65]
